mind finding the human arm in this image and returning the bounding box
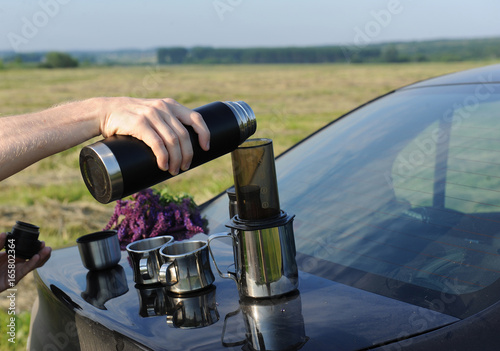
[0,97,210,181]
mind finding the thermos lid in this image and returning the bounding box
[80,142,123,204]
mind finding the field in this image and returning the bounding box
[0,61,496,349]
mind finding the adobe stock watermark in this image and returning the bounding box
[5,237,17,344]
[30,321,78,351]
[353,0,404,48]
[7,0,72,52]
[341,0,406,62]
[131,65,171,98]
[212,0,243,21]
[385,73,497,189]
[382,278,463,351]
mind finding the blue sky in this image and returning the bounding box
[1,0,499,52]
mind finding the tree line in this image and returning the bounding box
[0,51,78,68]
[158,46,383,64]
[158,38,500,65]
[2,37,499,68]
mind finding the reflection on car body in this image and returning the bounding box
[31,64,500,350]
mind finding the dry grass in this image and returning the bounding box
[0,61,496,324]
[1,61,493,242]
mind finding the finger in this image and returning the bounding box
[168,102,211,151]
[146,100,187,174]
[136,122,171,172]
[36,246,52,267]
[153,122,183,175]
[158,110,193,172]
[0,232,6,250]
[15,245,51,281]
[17,255,40,282]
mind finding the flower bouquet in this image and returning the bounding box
[104,188,208,250]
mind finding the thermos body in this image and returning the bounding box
[80,101,256,204]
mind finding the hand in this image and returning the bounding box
[0,232,52,293]
[99,97,211,175]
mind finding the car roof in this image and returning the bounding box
[399,63,500,90]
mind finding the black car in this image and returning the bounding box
[30,63,500,350]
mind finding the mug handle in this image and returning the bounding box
[139,255,152,280]
[159,261,179,286]
[207,232,237,282]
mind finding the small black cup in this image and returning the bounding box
[5,221,42,259]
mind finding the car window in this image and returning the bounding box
[391,120,438,209]
[204,84,500,319]
[393,101,500,214]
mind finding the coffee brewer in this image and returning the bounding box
[209,138,298,298]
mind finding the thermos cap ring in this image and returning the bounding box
[222,101,256,143]
[80,142,123,204]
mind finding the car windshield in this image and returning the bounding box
[205,83,500,319]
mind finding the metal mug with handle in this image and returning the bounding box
[208,212,298,298]
[126,236,174,285]
[158,240,215,294]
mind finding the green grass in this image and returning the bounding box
[1,61,499,351]
[1,62,496,245]
[0,310,31,350]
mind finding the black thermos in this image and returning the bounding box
[80,101,256,204]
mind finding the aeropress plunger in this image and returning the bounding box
[224,138,298,298]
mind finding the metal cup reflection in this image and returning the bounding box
[81,265,129,310]
[136,285,220,329]
[166,285,219,329]
[136,285,170,317]
[222,291,308,351]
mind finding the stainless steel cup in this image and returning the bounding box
[126,236,174,285]
[158,240,215,294]
[208,213,298,298]
[76,230,121,271]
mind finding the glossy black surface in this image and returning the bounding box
[33,234,457,351]
[32,64,500,350]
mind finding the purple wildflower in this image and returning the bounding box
[104,188,209,249]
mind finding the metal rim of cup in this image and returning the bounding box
[76,230,117,244]
[160,240,208,258]
[126,236,174,253]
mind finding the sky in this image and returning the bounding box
[0,0,499,53]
